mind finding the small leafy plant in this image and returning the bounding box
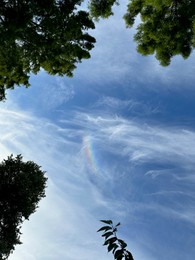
[97,220,134,260]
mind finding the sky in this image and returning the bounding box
[1,1,195,260]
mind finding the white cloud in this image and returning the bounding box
[57,110,195,243]
[0,107,129,260]
[61,111,195,169]
[1,101,195,259]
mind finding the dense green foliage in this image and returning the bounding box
[88,0,119,20]
[124,0,195,66]
[0,155,47,259]
[98,220,134,260]
[1,0,194,100]
[89,0,195,66]
[0,0,95,100]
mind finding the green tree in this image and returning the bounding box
[0,155,47,259]
[98,220,134,260]
[1,0,194,100]
[89,0,195,66]
[0,0,95,100]
[88,0,119,20]
[124,0,195,66]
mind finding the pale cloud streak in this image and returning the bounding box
[0,107,128,260]
[61,111,195,169]
[1,99,195,260]
[58,110,195,241]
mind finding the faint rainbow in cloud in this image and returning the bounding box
[83,136,98,174]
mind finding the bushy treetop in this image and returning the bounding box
[0,155,47,259]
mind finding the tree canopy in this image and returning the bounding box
[89,0,195,66]
[88,0,119,20]
[124,0,195,66]
[1,0,195,100]
[0,0,95,100]
[0,155,47,259]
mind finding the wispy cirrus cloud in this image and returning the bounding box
[1,102,195,260]
[0,107,130,260]
[60,111,195,167]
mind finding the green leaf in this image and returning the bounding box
[118,238,127,248]
[114,249,123,259]
[108,242,117,252]
[118,239,126,247]
[104,237,117,245]
[112,244,119,254]
[100,220,113,225]
[125,251,134,260]
[122,242,127,249]
[97,226,112,232]
[102,231,113,239]
[0,0,96,101]
[122,243,127,249]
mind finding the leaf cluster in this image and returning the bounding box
[89,0,195,66]
[124,0,195,66]
[88,0,119,20]
[0,155,47,259]
[97,220,134,260]
[0,0,96,100]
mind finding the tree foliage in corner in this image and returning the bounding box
[0,0,95,100]
[89,0,195,66]
[1,0,194,101]
[124,0,195,66]
[0,155,47,260]
[88,0,119,20]
[98,220,134,260]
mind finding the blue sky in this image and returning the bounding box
[0,1,195,259]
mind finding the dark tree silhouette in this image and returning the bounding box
[0,155,47,259]
[0,0,95,100]
[98,220,134,260]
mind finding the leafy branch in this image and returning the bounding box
[97,220,134,260]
